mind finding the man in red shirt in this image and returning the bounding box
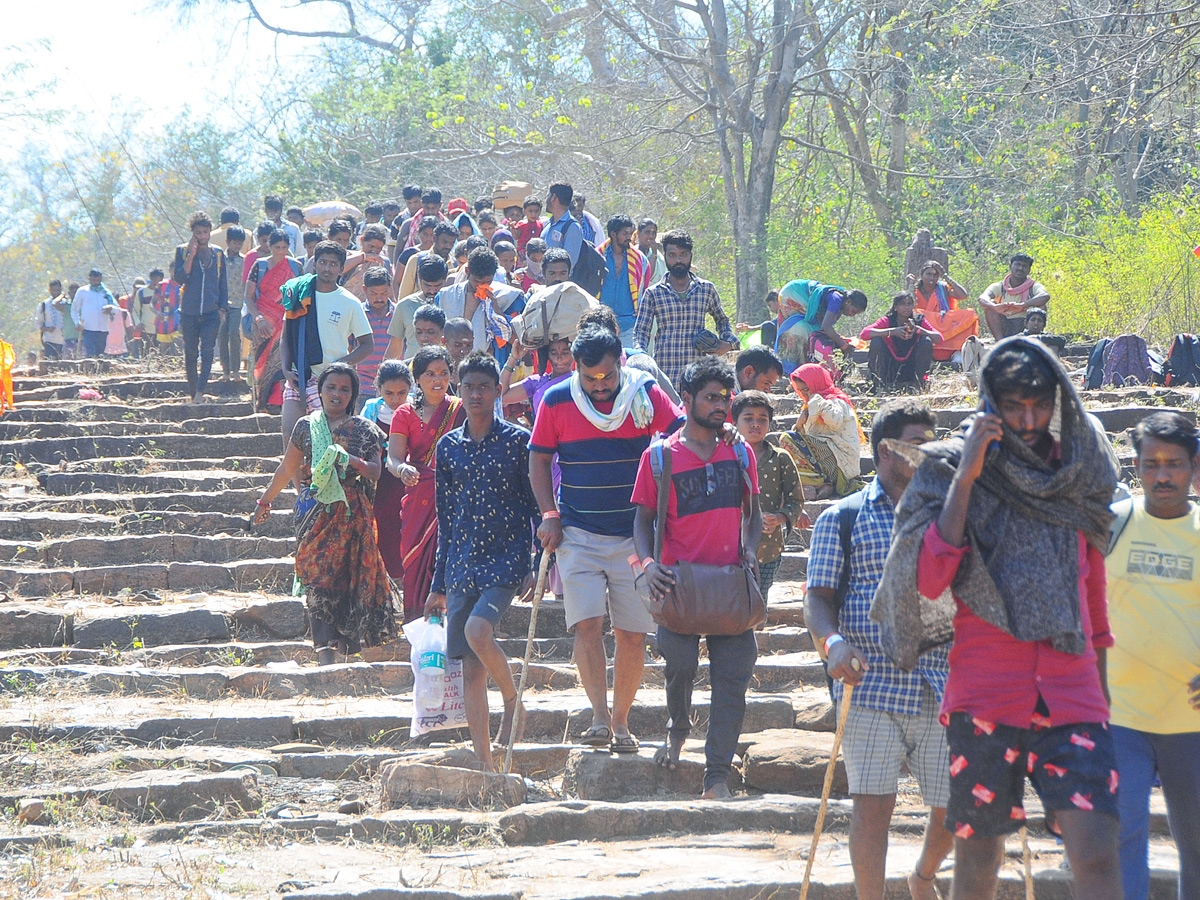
[882,338,1121,900]
[631,356,762,800]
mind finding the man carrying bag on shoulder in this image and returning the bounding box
[632,356,763,800]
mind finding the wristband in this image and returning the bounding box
[642,556,655,570]
[541,510,560,521]
[256,498,269,507]
[823,633,844,657]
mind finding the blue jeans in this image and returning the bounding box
[181,310,221,397]
[81,329,107,358]
[1112,724,1200,900]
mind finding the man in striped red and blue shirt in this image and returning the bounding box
[530,325,683,754]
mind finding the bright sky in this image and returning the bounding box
[5,0,325,156]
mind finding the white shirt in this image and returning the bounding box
[37,296,66,344]
[312,286,372,377]
[72,286,117,332]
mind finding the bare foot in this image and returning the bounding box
[653,735,684,771]
[700,781,733,801]
[495,694,526,747]
[907,870,943,900]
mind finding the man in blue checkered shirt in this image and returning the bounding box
[806,398,952,900]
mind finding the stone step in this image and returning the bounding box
[0,487,295,515]
[0,689,797,748]
[0,640,314,668]
[38,470,273,495]
[1,431,283,464]
[13,377,251,403]
[0,414,280,440]
[1,399,258,423]
[2,651,826,701]
[1,533,292,568]
[41,455,281,475]
[0,557,295,597]
[2,769,261,822]
[0,509,292,540]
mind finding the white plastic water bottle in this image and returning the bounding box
[414,616,447,706]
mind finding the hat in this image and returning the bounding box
[88,267,102,277]
[448,198,469,216]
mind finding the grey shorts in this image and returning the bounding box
[556,526,656,634]
[842,683,951,807]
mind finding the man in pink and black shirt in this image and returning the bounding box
[876,337,1122,900]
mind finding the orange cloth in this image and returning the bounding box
[0,341,14,413]
[915,285,979,360]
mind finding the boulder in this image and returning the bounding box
[73,608,229,649]
[231,599,308,639]
[0,608,70,649]
[378,761,525,809]
[561,743,743,800]
[740,728,847,795]
[66,771,261,821]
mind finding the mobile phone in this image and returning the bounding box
[983,398,996,415]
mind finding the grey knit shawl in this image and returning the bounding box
[870,337,1118,671]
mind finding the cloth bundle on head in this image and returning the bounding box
[869,337,1119,671]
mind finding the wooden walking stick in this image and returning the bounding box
[799,661,859,900]
[1021,826,1034,900]
[502,550,552,775]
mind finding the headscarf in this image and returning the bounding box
[454,212,480,236]
[791,363,866,446]
[791,363,852,405]
[869,337,1119,670]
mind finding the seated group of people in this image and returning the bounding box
[751,252,1063,394]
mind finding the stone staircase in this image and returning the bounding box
[0,361,1186,900]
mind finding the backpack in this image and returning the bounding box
[1164,333,1200,386]
[571,239,605,297]
[513,282,598,347]
[1105,486,1135,556]
[1102,334,1153,387]
[1084,338,1111,389]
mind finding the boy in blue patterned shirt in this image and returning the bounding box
[426,351,540,771]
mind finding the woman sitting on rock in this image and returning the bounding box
[779,364,867,500]
[252,362,397,665]
[909,260,978,365]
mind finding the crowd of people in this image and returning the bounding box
[29,182,1199,900]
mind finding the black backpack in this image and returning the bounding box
[571,239,605,297]
[1084,338,1111,389]
[1164,333,1200,386]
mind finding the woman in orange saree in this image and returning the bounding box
[910,260,978,362]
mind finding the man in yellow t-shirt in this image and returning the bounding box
[1106,411,1200,900]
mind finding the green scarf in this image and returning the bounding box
[309,411,349,508]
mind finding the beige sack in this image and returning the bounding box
[514,282,598,347]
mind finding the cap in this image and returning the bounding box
[448,198,469,216]
[88,267,102,277]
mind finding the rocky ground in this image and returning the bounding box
[0,350,1189,900]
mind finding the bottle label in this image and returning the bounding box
[419,650,446,671]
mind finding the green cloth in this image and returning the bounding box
[309,411,349,508]
[280,274,318,313]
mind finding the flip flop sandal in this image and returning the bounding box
[578,724,613,747]
[609,733,640,754]
[265,803,318,820]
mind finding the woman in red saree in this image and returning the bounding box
[386,345,465,622]
[244,228,303,410]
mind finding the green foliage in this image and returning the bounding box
[1028,193,1200,343]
